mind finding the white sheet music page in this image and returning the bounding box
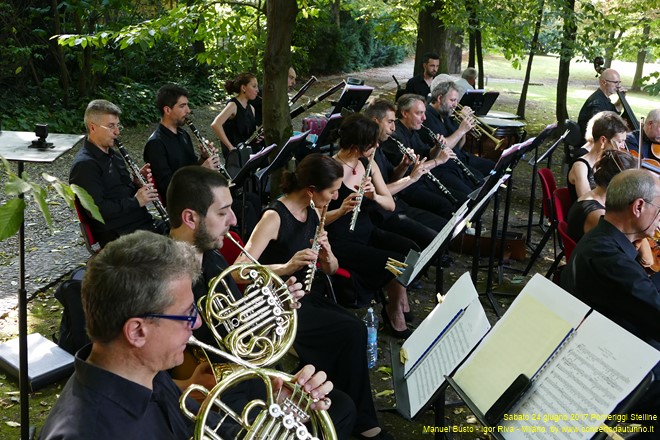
[500,311,660,439]
[401,273,491,417]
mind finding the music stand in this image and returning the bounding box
[314,114,343,155]
[459,90,499,116]
[0,130,84,440]
[255,131,310,182]
[329,84,373,115]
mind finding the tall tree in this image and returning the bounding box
[517,0,545,118]
[413,1,462,75]
[556,0,577,123]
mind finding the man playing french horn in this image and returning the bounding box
[166,165,357,439]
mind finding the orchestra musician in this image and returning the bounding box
[235,154,394,440]
[166,166,358,439]
[422,80,495,179]
[70,99,166,248]
[143,84,219,204]
[326,113,417,338]
[577,68,622,142]
[566,111,628,203]
[625,109,660,160]
[561,169,660,434]
[404,52,439,100]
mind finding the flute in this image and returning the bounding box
[421,125,481,186]
[387,136,458,204]
[349,153,376,232]
[304,204,328,292]
[185,118,232,181]
[115,139,170,227]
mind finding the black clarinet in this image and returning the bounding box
[387,136,458,204]
[115,139,170,227]
[185,118,232,181]
[421,125,481,186]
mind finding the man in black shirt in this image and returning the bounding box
[561,169,660,431]
[577,68,621,142]
[70,99,164,247]
[404,52,439,100]
[144,84,219,203]
[626,108,660,160]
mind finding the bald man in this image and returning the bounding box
[577,68,622,141]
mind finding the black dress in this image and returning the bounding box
[259,200,379,434]
[566,199,604,242]
[567,157,596,203]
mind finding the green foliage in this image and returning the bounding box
[642,71,660,96]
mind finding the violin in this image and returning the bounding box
[637,231,660,273]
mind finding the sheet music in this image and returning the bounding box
[247,143,277,162]
[406,298,490,416]
[453,174,510,239]
[500,312,660,439]
[452,275,591,414]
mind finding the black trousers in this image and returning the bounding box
[400,180,458,219]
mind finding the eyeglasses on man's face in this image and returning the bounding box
[138,303,199,328]
[93,122,124,132]
[603,79,621,86]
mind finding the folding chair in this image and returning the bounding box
[73,199,101,255]
[523,168,558,275]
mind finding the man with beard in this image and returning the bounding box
[144,83,219,204]
[404,52,439,100]
[422,81,495,179]
[166,166,357,439]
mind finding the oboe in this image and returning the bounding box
[421,125,481,186]
[387,136,458,204]
[115,139,170,227]
[349,153,376,232]
[185,118,232,181]
[303,204,328,292]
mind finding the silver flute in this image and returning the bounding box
[185,118,232,181]
[115,139,170,227]
[421,125,481,186]
[387,135,457,204]
[349,153,376,232]
[304,204,328,292]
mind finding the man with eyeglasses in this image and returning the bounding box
[70,99,166,247]
[577,68,623,142]
[626,109,660,161]
[561,169,660,436]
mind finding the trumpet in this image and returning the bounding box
[304,205,328,292]
[181,336,337,440]
[199,232,298,367]
[115,139,170,227]
[453,104,504,150]
[387,135,457,204]
[185,117,232,182]
[420,125,481,186]
[349,153,375,232]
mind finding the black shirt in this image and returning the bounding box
[69,139,154,246]
[381,120,431,166]
[577,88,617,141]
[143,123,199,204]
[405,74,431,99]
[222,97,257,151]
[39,345,195,440]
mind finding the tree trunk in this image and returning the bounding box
[632,24,650,92]
[332,0,341,27]
[556,0,577,123]
[51,0,71,105]
[517,0,544,118]
[467,0,477,68]
[476,29,484,89]
[414,1,462,76]
[263,0,298,198]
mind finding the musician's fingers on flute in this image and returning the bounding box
[340,192,361,214]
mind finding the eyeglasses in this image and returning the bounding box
[603,79,621,86]
[646,200,660,211]
[138,303,199,328]
[94,122,124,132]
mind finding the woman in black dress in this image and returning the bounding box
[237,153,393,440]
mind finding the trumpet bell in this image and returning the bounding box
[180,366,337,440]
[200,263,297,367]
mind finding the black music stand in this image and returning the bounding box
[314,114,343,155]
[459,90,499,116]
[0,130,84,440]
[329,84,373,115]
[255,131,310,183]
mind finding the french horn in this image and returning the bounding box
[197,232,298,367]
[180,336,337,440]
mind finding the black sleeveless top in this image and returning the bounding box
[566,199,604,243]
[222,97,257,149]
[260,200,319,281]
[567,157,596,203]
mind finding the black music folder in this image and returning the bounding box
[0,333,74,391]
[330,84,374,115]
[459,90,499,115]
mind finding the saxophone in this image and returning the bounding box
[349,152,376,232]
[387,135,458,204]
[304,205,328,292]
[185,117,232,182]
[115,139,170,227]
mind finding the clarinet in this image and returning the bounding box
[421,125,481,186]
[349,153,376,232]
[387,136,458,204]
[115,139,170,227]
[303,204,328,292]
[185,118,232,181]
